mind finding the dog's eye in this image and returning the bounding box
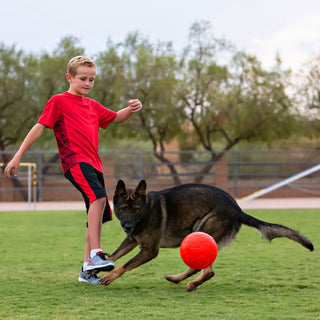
[119,205,128,213]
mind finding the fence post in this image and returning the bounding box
[37,153,43,201]
[232,151,238,198]
[27,165,31,210]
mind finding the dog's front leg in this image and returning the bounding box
[99,247,158,286]
[108,236,138,262]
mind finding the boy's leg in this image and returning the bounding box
[64,163,114,277]
[86,197,114,272]
[87,197,106,250]
[79,198,113,282]
[84,228,90,265]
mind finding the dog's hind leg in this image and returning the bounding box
[165,268,199,284]
[185,267,215,292]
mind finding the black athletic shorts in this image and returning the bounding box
[65,162,112,225]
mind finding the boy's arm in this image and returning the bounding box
[4,123,46,177]
[113,99,142,124]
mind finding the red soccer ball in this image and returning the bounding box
[180,232,218,269]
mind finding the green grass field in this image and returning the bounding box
[0,209,319,320]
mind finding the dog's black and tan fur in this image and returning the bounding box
[99,180,314,291]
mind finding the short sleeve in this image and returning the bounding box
[96,102,117,129]
[38,96,61,128]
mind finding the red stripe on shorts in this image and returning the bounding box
[69,164,97,205]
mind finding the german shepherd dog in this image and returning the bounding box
[99,180,314,291]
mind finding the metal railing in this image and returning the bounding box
[1,149,320,202]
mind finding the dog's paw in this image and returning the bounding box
[99,273,114,286]
[186,282,197,292]
[165,275,180,284]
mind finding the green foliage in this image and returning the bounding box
[224,52,299,144]
[100,33,183,150]
[299,56,320,112]
[0,37,86,154]
[36,36,85,105]
[0,44,35,153]
[0,209,319,319]
[1,21,320,182]
[293,57,320,139]
[178,24,299,155]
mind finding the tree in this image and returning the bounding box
[0,36,86,152]
[0,26,310,188]
[177,22,299,183]
[95,33,184,184]
[294,56,320,141]
[0,44,38,198]
[0,38,85,199]
[36,36,85,113]
[93,39,124,112]
[301,56,320,111]
[0,44,34,158]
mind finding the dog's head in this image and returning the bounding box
[113,180,148,235]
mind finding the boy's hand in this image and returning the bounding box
[113,100,143,123]
[128,99,142,113]
[4,157,20,177]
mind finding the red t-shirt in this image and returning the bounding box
[38,92,117,173]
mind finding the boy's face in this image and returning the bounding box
[66,66,96,96]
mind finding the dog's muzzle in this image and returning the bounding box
[123,222,134,234]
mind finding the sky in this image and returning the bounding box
[1,0,320,71]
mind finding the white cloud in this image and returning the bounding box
[249,15,320,70]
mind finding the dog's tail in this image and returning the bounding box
[240,211,314,251]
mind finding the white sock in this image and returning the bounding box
[83,262,88,271]
[90,248,102,258]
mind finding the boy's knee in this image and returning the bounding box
[91,197,107,210]
[97,197,106,205]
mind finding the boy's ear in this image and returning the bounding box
[66,73,72,83]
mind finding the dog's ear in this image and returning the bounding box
[114,179,127,196]
[133,180,147,196]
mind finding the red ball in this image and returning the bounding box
[180,232,218,269]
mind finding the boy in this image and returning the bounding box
[4,56,142,285]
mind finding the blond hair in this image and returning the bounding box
[67,56,96,76]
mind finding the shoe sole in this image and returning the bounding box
[78,276,101,285]
[86,264,115,273]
